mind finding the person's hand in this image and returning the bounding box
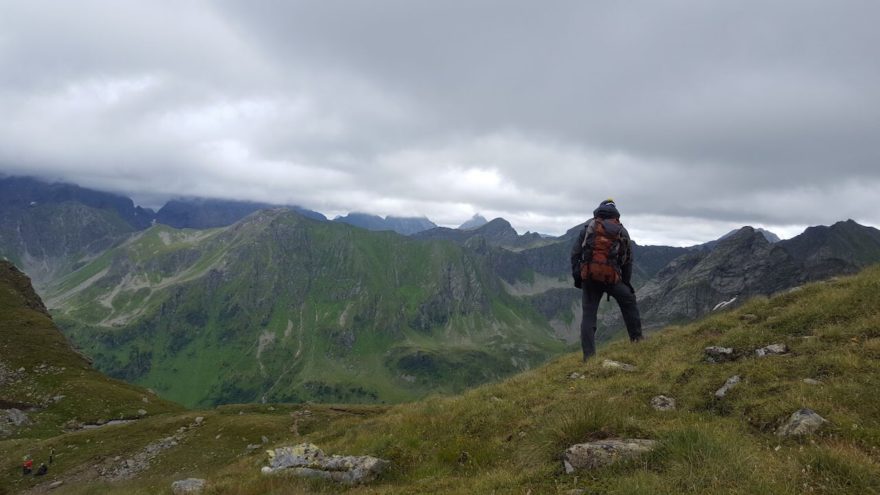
[573,274,582,289]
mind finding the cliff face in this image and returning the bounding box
[632,228,803,326]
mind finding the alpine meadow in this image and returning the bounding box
[3,1,880,494]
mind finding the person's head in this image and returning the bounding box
[593,198,621,219]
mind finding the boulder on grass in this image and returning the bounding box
[563,439,657,473]
[262,443,389,485]
[776,409,827,437]
[704,346,735,363]
[755,344,788,357]
[601,359,636,372]
[171,478,206,494]
[650,395,676,411]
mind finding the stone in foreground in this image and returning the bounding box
[563,439,657,473]
[776,409,827,437]
[171,478,206,494]
[755,343,788,357]
[262,443,389,485]
[714,375,741,399]
[650,395,676,411]
[601,359,636,372]
[704,346,735,363]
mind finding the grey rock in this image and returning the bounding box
[3,408,30,426]
[49,480,64,489]
[705,346,736,363]
[601,359,636,372]
[755,343,788,357]
[194,416,205,425]
[650,395,676,411]
[247,444,262,451]
[776,409,827,437]
[262,443,389,485]
[171,478,206,494]
[262,435,269,444]
[568,372,584,380]
[563,439,657,473]
[802,378,822,385]
[137,409,147,416]
[715,375,741,399]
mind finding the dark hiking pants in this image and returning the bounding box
[581,281,643,360]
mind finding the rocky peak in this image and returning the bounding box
[459,214,488,230]
[0,261,49,316]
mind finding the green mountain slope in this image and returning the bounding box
[48,210,566,407]
[0,261,181,441]
[4,259,879,494]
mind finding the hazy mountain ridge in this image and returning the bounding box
[0,176,154,229]
[333,212,437,235]
[156,198,327,229]
[414,217,549,251]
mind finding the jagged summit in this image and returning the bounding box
[458,214,488,230]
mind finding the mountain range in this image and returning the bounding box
[3,175,880,408]
[3,248,879,494]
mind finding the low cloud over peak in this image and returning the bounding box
[2,0,878,245]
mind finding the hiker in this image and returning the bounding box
[571,199,643,361]
[22,456,33,475]
[35,462,48,476]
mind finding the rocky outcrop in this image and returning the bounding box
[650,395,676,411]
[714,375,741,399]
[704,346,736,363]
[601,359,636,372]
[755,344,788,357]
[262,444,389,485]
[171,478,207,494]
[776,409,827,436]
[563,439,657,472]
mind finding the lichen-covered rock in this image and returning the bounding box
[262,443,389,485]
[705,346,735,363]
[715,375,741,399]
[3,408,30,427]
[755,343,788,357]
[171,478,206,494]
[650,395,676,411]
[563,439,657,473]
[776,409,827,437]
[601,359,636,372]
[802,378,822,385]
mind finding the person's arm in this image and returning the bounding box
[620,227,634,291]
[570,226,587,288]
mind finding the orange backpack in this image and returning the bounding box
[580,218,623,284]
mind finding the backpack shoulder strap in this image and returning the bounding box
[581,219,596,248]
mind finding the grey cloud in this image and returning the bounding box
[1,0,878,244]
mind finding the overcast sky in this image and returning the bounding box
[1,1,878,245]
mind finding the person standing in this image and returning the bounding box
[570,199,643,361]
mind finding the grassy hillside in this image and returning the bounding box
[47,210,566,407]
[5,264,878,494]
